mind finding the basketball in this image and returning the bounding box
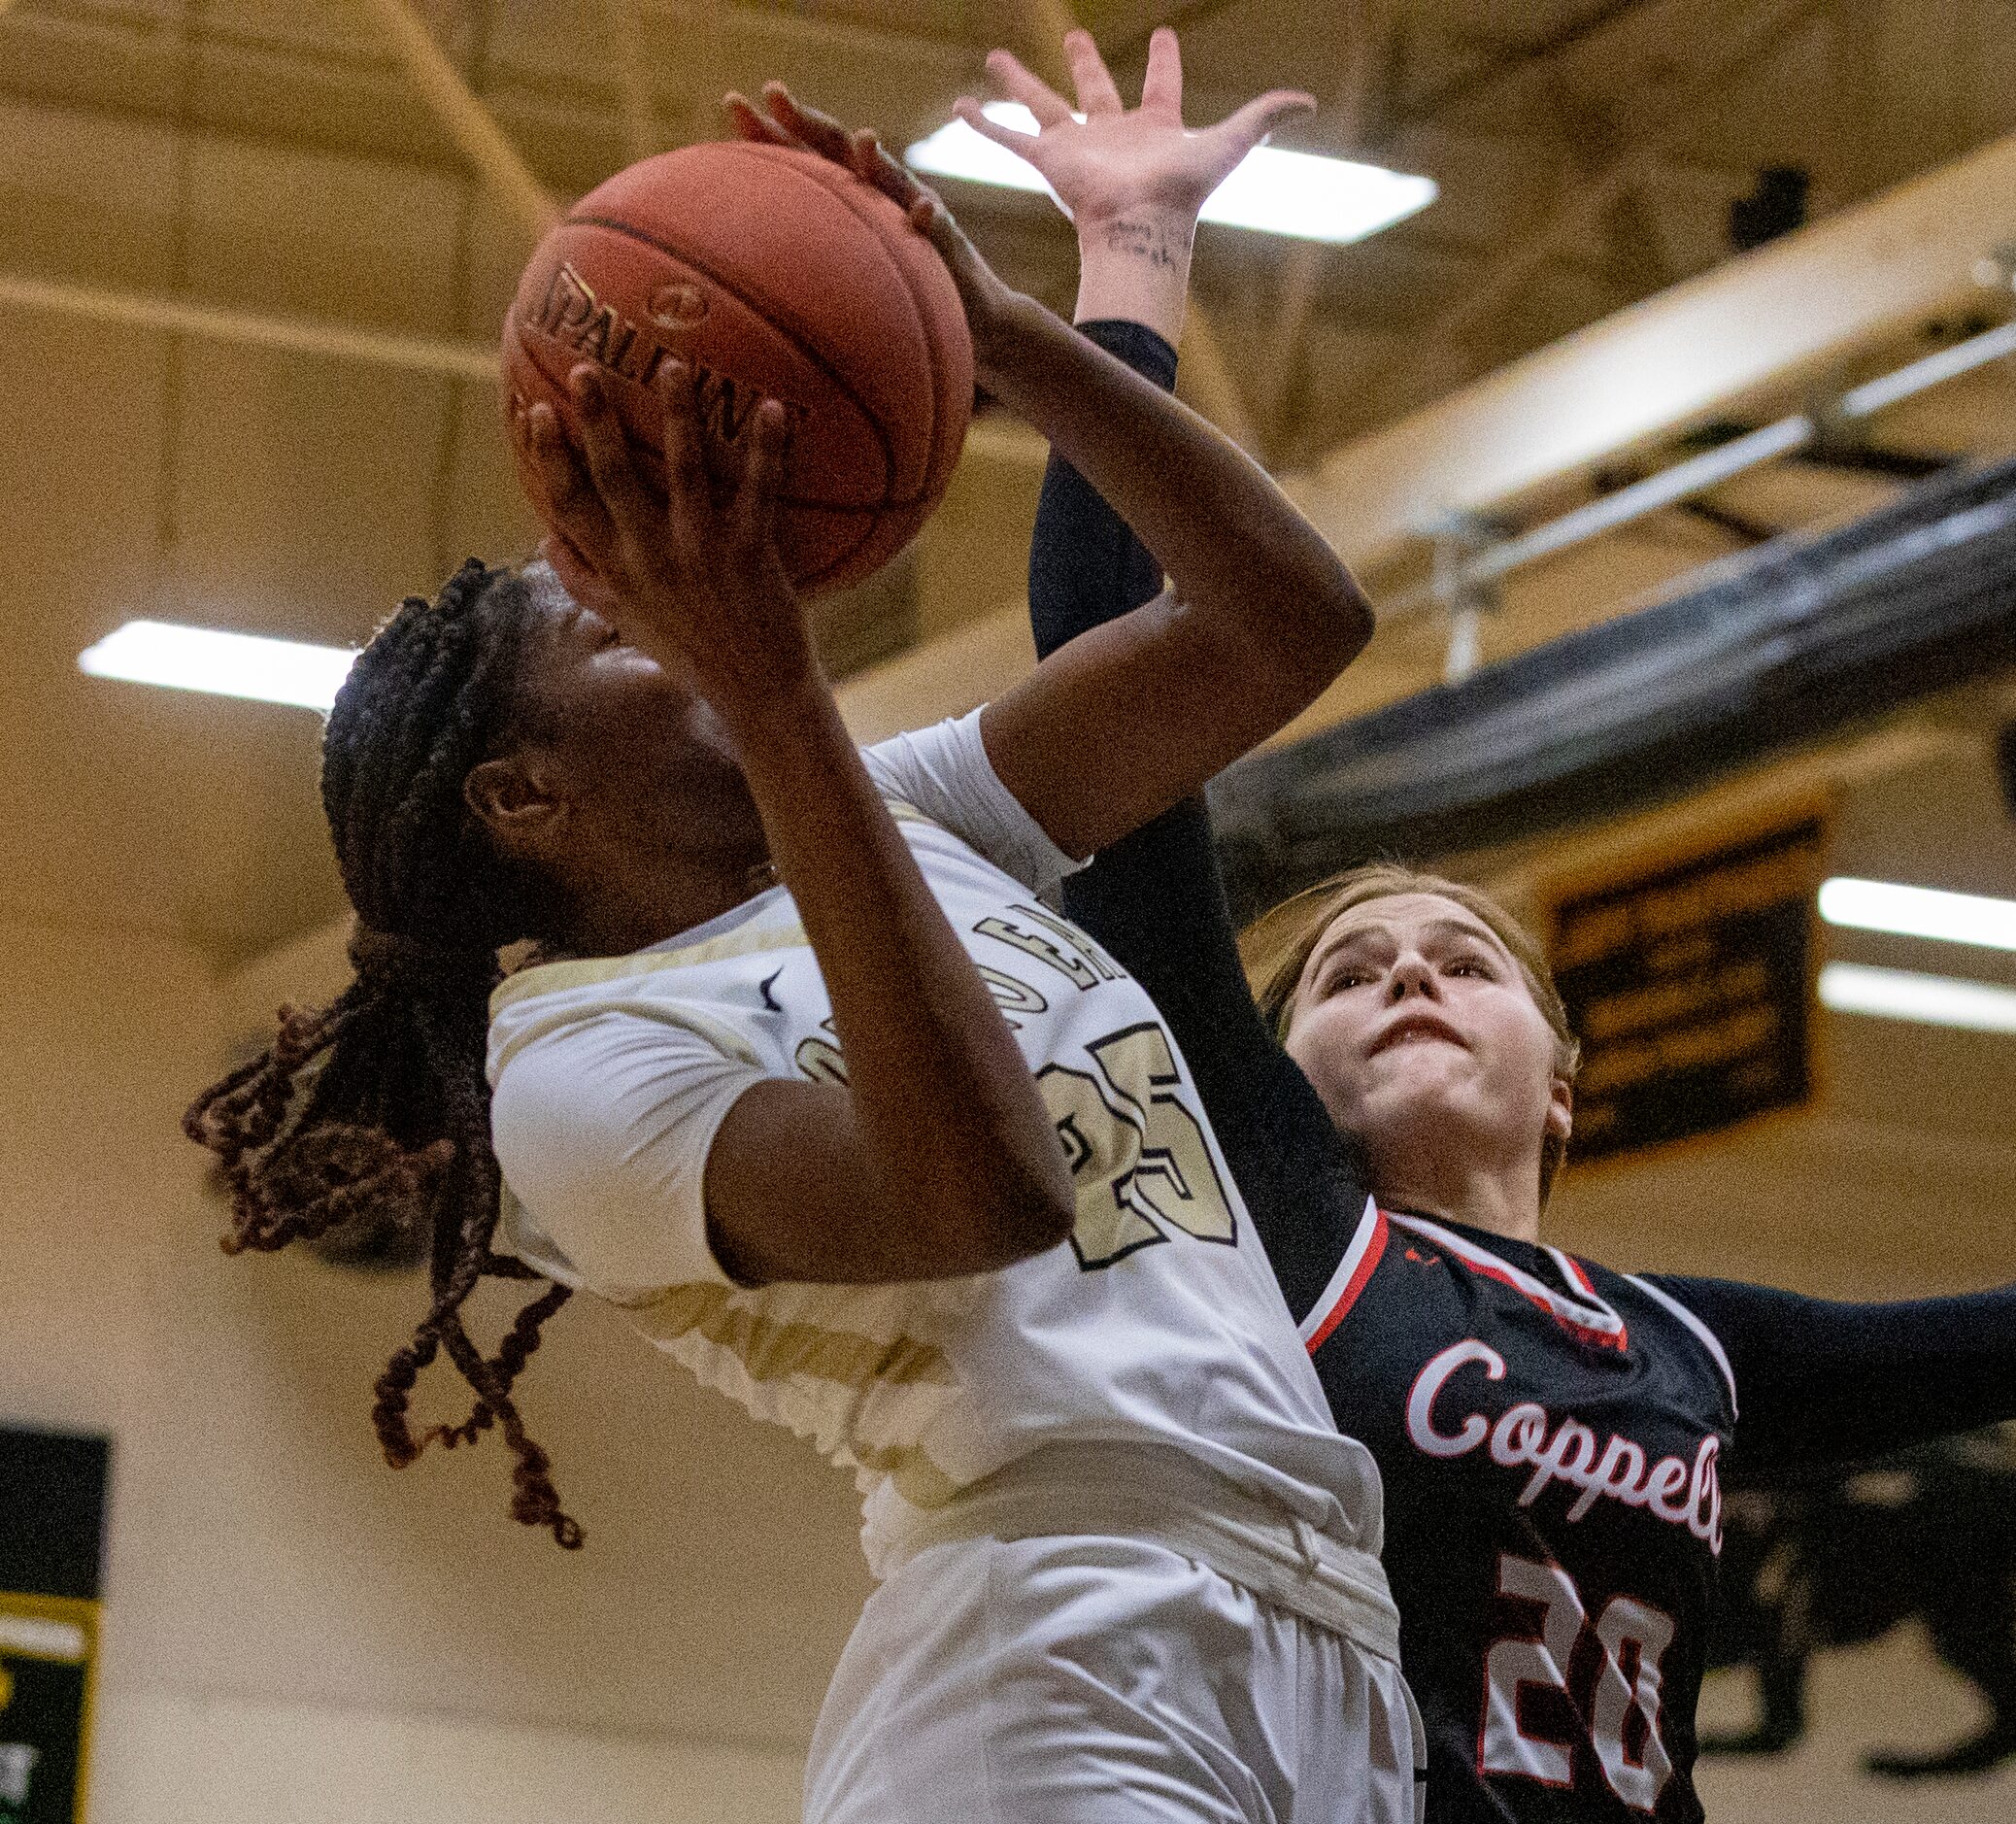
[502,140,973,597]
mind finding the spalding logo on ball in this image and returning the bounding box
[503,141,974,597]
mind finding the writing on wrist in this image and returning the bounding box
[1081,210,1195,273]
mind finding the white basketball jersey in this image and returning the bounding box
[488,712,1383,1574]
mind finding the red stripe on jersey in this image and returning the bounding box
[1391,1213,1630,1353]
[1302,1204,1389,1354]
[1554,1250,1598,1297]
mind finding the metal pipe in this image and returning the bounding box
[1377,311,2016,620]
[1837,316,2016,420]
[1466,417,1814,583]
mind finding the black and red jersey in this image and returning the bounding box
[1028,317,2016,1824]
[1303,1200,1735,1820]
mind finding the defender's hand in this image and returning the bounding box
[961,28,1313,237]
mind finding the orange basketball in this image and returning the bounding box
[502,141,973,599]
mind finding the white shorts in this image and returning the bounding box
[806,1535,1425,1824]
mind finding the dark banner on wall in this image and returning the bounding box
[1546,810,1826,1165]
[0,1428,108,1824]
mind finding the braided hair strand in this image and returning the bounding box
[185,558,584,1548]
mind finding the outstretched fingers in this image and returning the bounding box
[846,125,924,213]
[984,48,1075,128]
[1205,86,1317,162]
[655,357,714,572]
[568,366,664,576]
[519,397,617,568]
[953,92,1039,154]
[1139,24,1183,118]
[761,83,859,167]
[905,188,977,281]
[722,89,803,150]
[728,397,790,551]
[1062,27,1124,118]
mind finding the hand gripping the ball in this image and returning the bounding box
[522,359,813,711]
[725,84,1029,388]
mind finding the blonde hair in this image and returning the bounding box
[1239,862,1583,1202]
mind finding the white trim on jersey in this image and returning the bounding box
[1298,1197,1385,1348]
[1387,1213,1628,1346]
[1545,1247,1597,1299]
[1624,1275,1740,1418]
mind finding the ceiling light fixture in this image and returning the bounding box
[1818,962,2016,1034]
[905,103,1437,245]
[78,620,357,713]
[1818,876,2016,953]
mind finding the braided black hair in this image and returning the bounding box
[185,558,584,1547]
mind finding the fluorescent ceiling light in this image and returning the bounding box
[79,620,357,712]
[905,103,1437,245]
[1818,875,2016,953]
[1818,962,2016,1034]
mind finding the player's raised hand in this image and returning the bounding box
[723,84,1031,382]
[521,359,812,711]
[960,27,1313,233]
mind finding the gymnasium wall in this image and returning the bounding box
[6,905,2013,1819]
[0,914,854,1822]
[1695,1635,2016,1821]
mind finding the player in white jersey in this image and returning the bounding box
[488,709,1414,1821]
[186,47,1417,1824]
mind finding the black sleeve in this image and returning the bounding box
[1028,319,1370,1322]
[1649,1273,2016,1475]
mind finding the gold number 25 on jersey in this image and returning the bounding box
[1039,1022,1236,1270]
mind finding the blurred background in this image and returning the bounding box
[1,1,2012,1818]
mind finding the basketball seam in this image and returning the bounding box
[707,145,953,500]
[781,153,945,484]
[546,217,895,590]
[560,209,921,514]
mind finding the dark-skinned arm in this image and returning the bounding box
[994,30,1373,1320]
[524,365,1074,1289]
[976,294,1369,858]
[1022,321,1372,1320]
[729,85,1373,863]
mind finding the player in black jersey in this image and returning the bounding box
[994,38,2016,1821]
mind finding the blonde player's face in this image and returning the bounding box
[1282,894,1571,1202]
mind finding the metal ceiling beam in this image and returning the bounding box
[0,265,1057,481]
[0,269,498,380]
[0,0,972,149]
[1293,128,2016,576]
[353,0,559,245]
[602,0,661,164]
[826,128,2016,744]
[1355,0,1832,420]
